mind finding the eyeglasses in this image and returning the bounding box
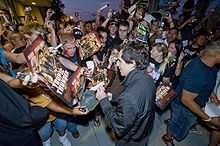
[110,22,118,26]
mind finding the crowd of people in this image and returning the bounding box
[0,0,220,146]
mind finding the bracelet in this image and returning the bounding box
[203,117,212,122]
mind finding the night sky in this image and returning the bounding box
[62,0,120,20]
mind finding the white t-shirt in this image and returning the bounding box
[205,70,220,117]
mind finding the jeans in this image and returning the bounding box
[168,101,197,141]
[67,122,78,134]
[38,118,67,142]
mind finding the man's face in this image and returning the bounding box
[117,50,134,76]
[119,25,129,40]
[151,21,160,33]
[168,29,178,42]
[108,23,118,36]
[196,35,207,46]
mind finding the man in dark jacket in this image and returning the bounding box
[0,79,49,146]
[96,41,155,146]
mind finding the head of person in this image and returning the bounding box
[60,33,76,58]
[118,20,129,40]
[150,43,168,64]
[9,32,26,48]
[150,20,160,33]
[193,32,207,47]
[134,5,145,21]
[117,41,148,76]
[84,21,92,34]
[168,28,178,42]
[2,41,13,52]
[108,20,118,36]
[91,20,97,31]
[97,26,108,47]
[200,41,220,65]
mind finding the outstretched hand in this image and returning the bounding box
[72,106,89,115]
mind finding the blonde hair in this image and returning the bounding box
[152,43,171,75]
[160,52,175,74]
[152,43,168,59]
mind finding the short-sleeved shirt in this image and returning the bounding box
[27,94,56,122]
[168,57,217,140]
[174,57,217,108]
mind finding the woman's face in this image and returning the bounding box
[84,23,92,33]
[63,41,76,57]
[65,47,76,57]
[135,8,144,20]
[150,46,164,63]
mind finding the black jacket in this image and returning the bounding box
[0,79,49,146]
[100,69,155,146]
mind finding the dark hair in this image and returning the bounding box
[96,26,108,40]
[119,20,129,28]
[121,41,149,69]
[96,26,108,34]
[193,30,207,38]
[108,19,119,27]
